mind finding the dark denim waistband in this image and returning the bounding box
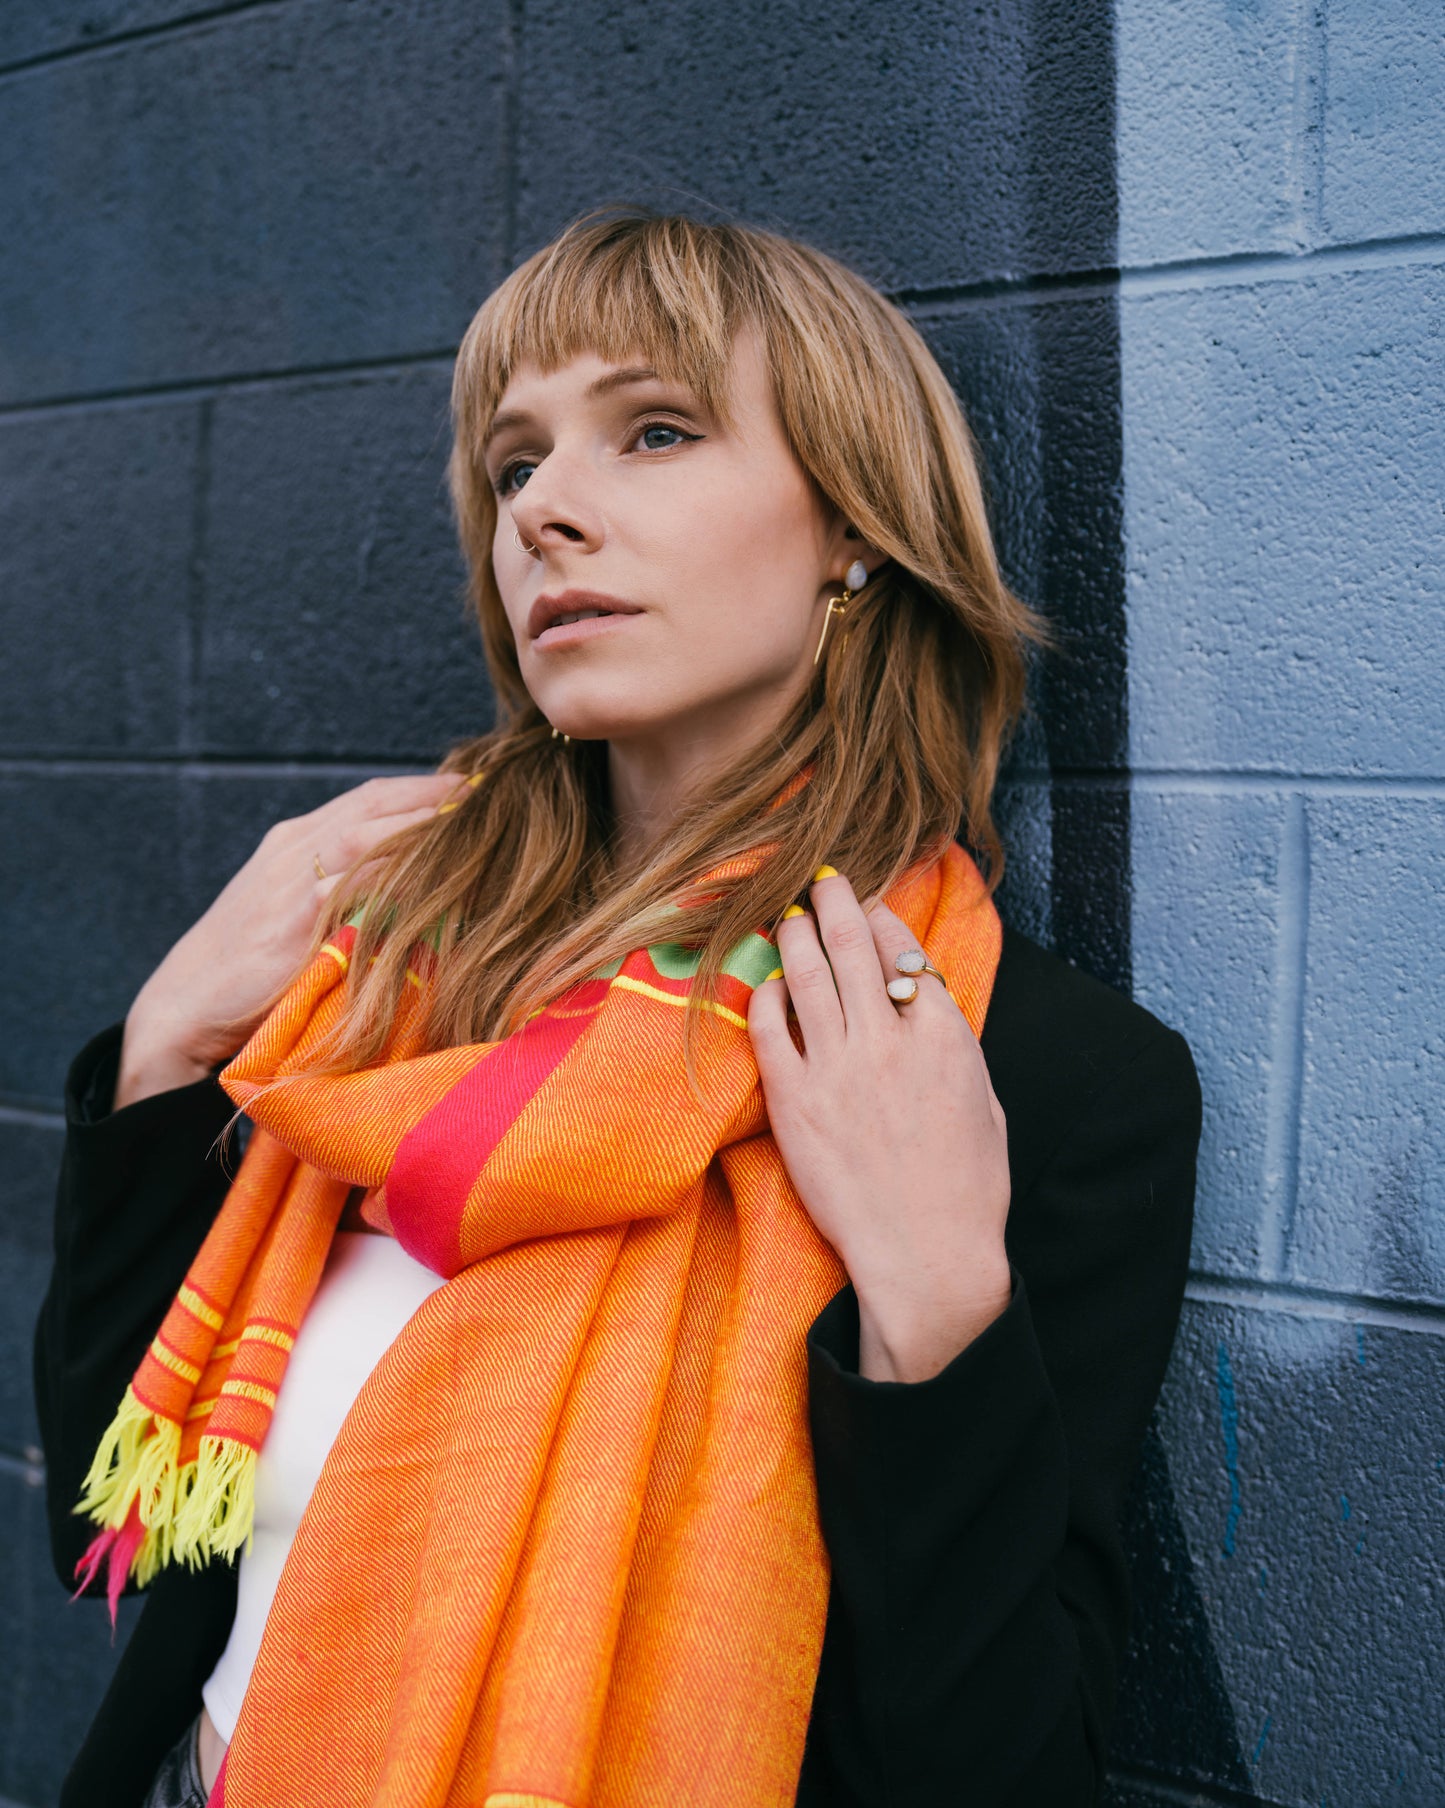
[141,1713,209,1808]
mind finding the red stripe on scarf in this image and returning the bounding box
[386,978,610,1276]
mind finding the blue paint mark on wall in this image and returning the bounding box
[1216,1340,1243,1556]
[1250,1713,1272,1768]
[1356,1325,1367,1367]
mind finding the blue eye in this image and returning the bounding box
[640,423,685,450]
[499,460,536,494]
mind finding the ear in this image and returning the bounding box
[823,513,889,589]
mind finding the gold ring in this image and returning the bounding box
[886,948,948,1006]
[312,853,327,880]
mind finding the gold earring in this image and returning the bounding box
[812,559,870,666]
[812,585,854,666]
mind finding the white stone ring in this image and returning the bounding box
[885,948,949,1005]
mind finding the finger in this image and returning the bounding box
[314,802,455,885]
[774,904,845,1058]
[863,900,962,1027]
[807,867,896,1036]
[747,968,803,1083]
[322,772,471,832]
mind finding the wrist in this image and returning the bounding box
[851,1241,1012,1384]
[114,1005,220,1111]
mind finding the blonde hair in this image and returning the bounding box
[310,208,1042,1071]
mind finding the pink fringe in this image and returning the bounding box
[208,1747,229,1805]
[70,1501,145,1634]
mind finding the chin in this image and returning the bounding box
[535,682,688,744]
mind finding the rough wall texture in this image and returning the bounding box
[1116,0,1445,1802]
[0,2,1438,1803]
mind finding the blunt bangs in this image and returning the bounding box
[452,213,767,458]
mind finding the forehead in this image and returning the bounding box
[487,331,770,438]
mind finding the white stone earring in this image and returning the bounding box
[845,558,868,591]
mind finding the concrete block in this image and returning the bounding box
[0,400,197,754]
[0,773,189,1107]
[0,0,508,404]
[181,769,400,916]
[0,1461,142,1805]
[919,306,1047,607]
[514,0,1116,291]
[1289,796,1445,1305]
[0,1117,61,1460]
[200,368,491,757]
[0,2,215,68]
[1124,263,1445,776]
[993,779,1053,951]
[1117,0,1305,265]
[1131,790,1289,1281]
[1130,1296,1445,1804]
[1322,0,1445,244]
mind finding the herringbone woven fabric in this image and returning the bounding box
[74,842,1000,1808]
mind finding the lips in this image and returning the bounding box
[527,589,644,642]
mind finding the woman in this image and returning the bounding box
[35,210,1200,1808]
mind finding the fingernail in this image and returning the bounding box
[467,770,485,787]
[812,864,839,882]
[782,904,807,920]
[763,967,784,982]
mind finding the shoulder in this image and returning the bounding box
[981,926,1201,1205]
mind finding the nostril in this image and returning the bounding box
[549,523,586,542]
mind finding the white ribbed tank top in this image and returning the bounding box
[200,1230,448,1742]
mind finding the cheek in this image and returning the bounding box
[661,470,822,654]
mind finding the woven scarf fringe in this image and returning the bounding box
[75,1385,181,1535]
[70,1385,258,1629]
[171,1435,258,1564]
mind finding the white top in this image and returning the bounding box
[200,1231,448,1741]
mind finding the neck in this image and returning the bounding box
[604,685,796,869]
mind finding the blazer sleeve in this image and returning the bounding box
[32,1023,241,1594]
[796,1021,1201,1807]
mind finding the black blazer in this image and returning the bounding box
[34,926,1201,1807]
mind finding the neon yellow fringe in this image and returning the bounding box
[171,1436,258,1566]
[72,1384,258,1583]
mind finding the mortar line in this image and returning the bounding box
[502,0,522,269]
[0,756,439,779]
[1031,770,1445,795]
[181,398,214,755]
[1258,794,1309,1279]
[4,757,1444,793]
[1119,230,1445,298]
[0,1101,64,1129]
[0,348,457,421]
[1186,1272,1445,1336]
[0,0,293,81]
[0,1448,44,1483]
[1285,0,1327,251]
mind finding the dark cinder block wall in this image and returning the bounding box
[3,2,1441,1803]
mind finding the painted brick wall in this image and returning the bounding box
[1,2,1438,1804]
[1115,1,1445,1802]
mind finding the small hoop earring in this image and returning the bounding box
[513,529,537,554]
[550,725,571,744]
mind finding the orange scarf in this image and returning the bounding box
[75,842,1000,1808]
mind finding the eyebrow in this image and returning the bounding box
[484,366,684,450]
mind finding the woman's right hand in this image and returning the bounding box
[114,772,472,1111]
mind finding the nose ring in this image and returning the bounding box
[513,529,538,554]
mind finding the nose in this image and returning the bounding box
[508,444,599,554]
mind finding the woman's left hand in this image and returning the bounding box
[747,867,1012,1383]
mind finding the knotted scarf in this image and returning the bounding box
[74,839,1000,1808]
